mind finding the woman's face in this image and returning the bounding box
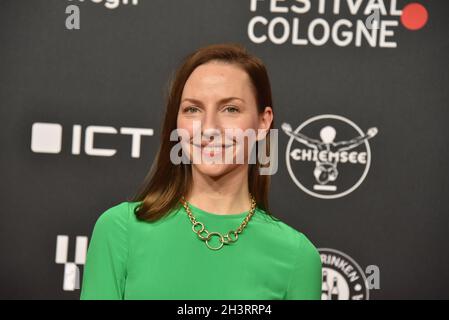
[176,61,272,178]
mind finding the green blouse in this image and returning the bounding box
[80,200,322,300]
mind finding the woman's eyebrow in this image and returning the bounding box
[181,97,245,105]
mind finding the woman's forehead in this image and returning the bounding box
[182,63,254,101]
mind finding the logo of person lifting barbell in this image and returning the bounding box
[283,114,378,199]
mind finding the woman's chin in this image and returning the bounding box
[192,162,236,178]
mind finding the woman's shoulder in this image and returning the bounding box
[92,201,140,231]
[256,208,320,255]
[95,200,184,229]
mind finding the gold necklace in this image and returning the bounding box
[180,193,257,250]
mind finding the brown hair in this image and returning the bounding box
[130,43,277,222]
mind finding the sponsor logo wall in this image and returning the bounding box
[1,0,448,299]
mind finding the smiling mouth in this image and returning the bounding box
[191,143,234,156]
[191,143,234,148]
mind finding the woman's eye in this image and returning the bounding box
[184,106,199,113]
[224,106,239,113]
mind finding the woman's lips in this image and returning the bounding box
[191,143,234,157]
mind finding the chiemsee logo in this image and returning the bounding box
[283,114,378,199]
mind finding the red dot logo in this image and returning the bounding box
[401,3,428,30]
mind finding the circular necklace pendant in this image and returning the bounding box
[205,232,224,250]
[180,193,256,251]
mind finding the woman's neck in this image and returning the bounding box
[186,165,252,215]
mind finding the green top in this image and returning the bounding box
[80,201,322,300]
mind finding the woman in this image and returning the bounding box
[80,43,322,300]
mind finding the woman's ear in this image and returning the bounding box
[256,106,273,141]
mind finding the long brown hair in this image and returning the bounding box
[130,43,276,222]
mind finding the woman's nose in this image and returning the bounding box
[202,112,221,131]
[201,112,222,141]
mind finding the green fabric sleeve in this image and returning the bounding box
[284,233,322,300]
[80,202,129,300]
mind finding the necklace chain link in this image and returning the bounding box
[180,193,257,250]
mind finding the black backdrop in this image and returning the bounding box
[0,0,448,299]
